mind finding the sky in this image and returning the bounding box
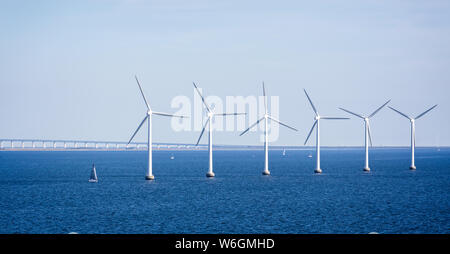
[0,0,449,146]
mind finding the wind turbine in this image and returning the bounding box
[128,76,187,180]
[193,82,246,178]
[388,104,437,170]
[303,89,349,174]
[339,100,391,172]
[240,82,298,175]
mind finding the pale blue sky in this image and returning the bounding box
[0,0,448,146]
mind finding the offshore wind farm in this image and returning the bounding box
[1,0,449,236]
[0,78,447,234]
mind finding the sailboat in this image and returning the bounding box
[282,149,286,156]
[89,164,98,183]
[170,153,175,160]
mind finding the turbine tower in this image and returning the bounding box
[128,76,187,180]
[303,89,349,174]
[388,104,437,170]
[240,82,298,175]
[193,82,246,178]
[339,100,391,172]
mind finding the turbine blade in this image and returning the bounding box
[415,104,438,120]
[239,117,265,136]
[134,76,151,110]
[303,89,318,116]
[152,111,188,118]
[263,82,267,114]
[304,120,318,145]
[369,99,391,118]
[338,108,364,119]
[193,82,211,112]
[196,118,210,146]
[128,115,149,144]
[268,116,298,131]
[321,117,350,120]
[367,121,373,147]
[388,106,411,120]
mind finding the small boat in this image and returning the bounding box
[170,154,175,160]
[308,154,312,158]
[89,164,98,183]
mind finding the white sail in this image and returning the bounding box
[89,164,98,182]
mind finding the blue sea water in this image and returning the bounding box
[0,148,449,234]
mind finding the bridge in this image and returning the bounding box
[0,138,318,151]
[0,138,209,150]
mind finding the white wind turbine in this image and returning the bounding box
[388,104,437,170]
[240,82,298,175]
[339,100,391,172]
[128,76,187,180]
[303,89,349,174]
[193,82,246,178]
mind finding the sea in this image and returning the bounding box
[0,148,448,234]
